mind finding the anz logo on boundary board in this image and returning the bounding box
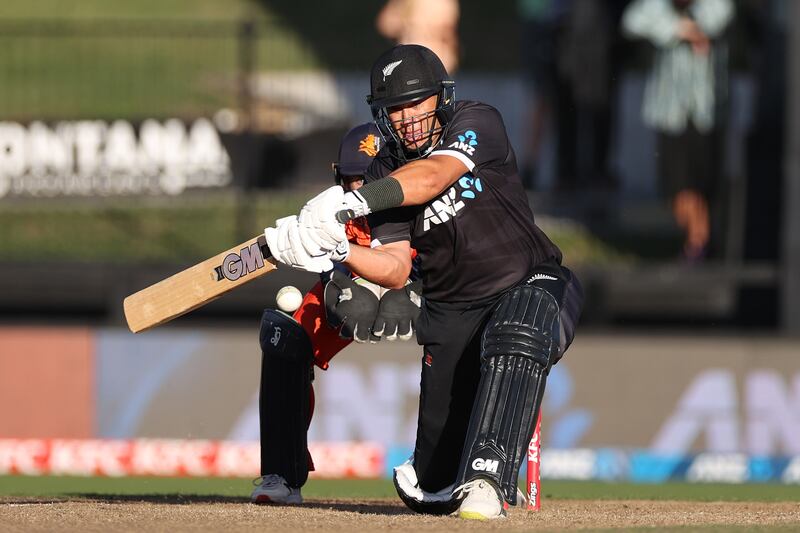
[421,172,484,232]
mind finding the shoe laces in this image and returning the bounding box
[515,487,529,507]
[452,478,494,499]
[252,474,285,488]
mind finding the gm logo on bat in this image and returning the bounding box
[213,237,269,282]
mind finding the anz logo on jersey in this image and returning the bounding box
[458,174,483,199]
[422,173,484,232]
[448,129,478,156]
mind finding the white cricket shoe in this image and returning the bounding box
[250,474,302,504]
[454,478,507,520]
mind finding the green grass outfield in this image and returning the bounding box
[0,0,317,119]
[0,191,630,265]
[1,476,799,502]
[0,191,310,263]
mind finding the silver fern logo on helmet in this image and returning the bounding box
[382,60,403,81]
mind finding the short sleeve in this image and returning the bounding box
[367,206,415,248]
[365,151,393,182]
[430,104,511,175]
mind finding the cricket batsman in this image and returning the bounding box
[251,122,422,504]
[265,44,584,519]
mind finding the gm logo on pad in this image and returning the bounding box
[471,457,499,473]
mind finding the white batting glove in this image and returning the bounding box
[330,240,351,263]
[265,216,334,273]
[298,186,348,251]
[341,190,371,219]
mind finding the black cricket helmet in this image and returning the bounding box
[367,44,455,162]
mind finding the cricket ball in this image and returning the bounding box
[276,285,303,313]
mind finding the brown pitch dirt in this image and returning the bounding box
[1,497,799,532]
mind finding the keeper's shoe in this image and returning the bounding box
[251,474,302,504]
[454,478,507,520]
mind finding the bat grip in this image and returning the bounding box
[257,234,272,259]
[335,209,356,223]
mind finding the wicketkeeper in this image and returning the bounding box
[265,45,584,519]
[252,123,422,504]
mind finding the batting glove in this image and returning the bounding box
[298,186,348,251]
[330,239,351,263]
[265,216,334,273]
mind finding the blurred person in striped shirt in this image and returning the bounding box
[623,0,734,261]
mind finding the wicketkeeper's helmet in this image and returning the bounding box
[332,122,381,185]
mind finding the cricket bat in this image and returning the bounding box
[123,235,276,333]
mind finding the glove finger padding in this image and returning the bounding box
[265,216,334,273]
[396,319,413,340]
[383,320,399,341]
[340,319,357,339]
[265,216,300,265]
[374,281,422,342]
[298,186,347,250]
[323,270,350,328]
[285,226,334,273]
[323,270,379,341]
[296,219,333,255]
[371,315,386,338]
[368,315,383,344]
[350,323,371,344]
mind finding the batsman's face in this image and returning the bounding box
[388,94,439,150]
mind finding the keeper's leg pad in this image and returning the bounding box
[259,309,313,488]
[455,285,560,504]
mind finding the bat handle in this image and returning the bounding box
[335,209,356,223]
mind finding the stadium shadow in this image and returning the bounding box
[62,495,412,514]
[65,493,249,504]
[0,498,68,505]
[303,500,413,515]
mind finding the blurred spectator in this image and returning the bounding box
[623,0,734,261]
[556,0,629,191]
[518,0,628,191]
[517,0,564,188]
[376,0,460,73]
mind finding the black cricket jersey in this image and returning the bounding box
[365,100,562,302]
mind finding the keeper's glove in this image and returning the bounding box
[372,280,422,342]
[323,270,379,343]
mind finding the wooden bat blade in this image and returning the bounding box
[123,235,276,333]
